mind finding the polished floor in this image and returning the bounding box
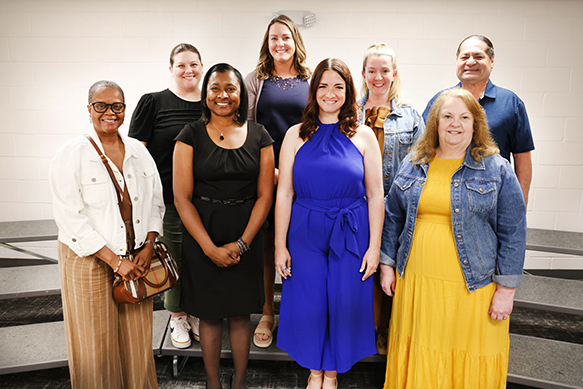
[1,292,582,388]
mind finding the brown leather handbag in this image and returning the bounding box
[85,134,179,304]
[112,241,179,304]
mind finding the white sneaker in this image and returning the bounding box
[169,316,191,348]
[187,315,200,342]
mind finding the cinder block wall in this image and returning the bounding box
[1,0,582,269]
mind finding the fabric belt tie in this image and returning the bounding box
[295,197,366,260]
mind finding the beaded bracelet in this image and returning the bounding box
[236,237,250,255]
[113,257,123,274]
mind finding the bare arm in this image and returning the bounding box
[274,125,303,279]
[237,145,275,247]
[353,124,384,281]
[513,151,532,208]
[173,141,240,267]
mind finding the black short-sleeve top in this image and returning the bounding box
[128,89,202,204]
[175,120,274,201]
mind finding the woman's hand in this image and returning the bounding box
[359,249,379,281]
[488,285,516,321]
[207,245,240,268]
[379,264,396,296]
[116,257,146,281]
[133,244,155,277]
[275,247,292,279]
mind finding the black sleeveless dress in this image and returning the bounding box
[175,119,273,319]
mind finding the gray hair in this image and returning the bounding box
[88,80,125,103]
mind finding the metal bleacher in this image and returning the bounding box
[0,220,582,388]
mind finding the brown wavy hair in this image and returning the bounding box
[299,58,359,141]
[255,15,311,80]
[411,88,499,164]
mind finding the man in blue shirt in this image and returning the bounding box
[423,35,534,206]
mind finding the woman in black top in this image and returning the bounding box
[174,63,274,389]
[128,43,203,349]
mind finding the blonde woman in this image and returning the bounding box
[358,42,425,354]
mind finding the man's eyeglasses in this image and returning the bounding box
[90,102,126,113]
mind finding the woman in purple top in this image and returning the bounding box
[245,14,310,349]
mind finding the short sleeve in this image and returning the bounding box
[175,121,197,148]
[510,99,535,154]
[128,93,157,143]
[256,122,274,148]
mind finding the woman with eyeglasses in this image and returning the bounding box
[174,63,274,389]
[129,43,204,349]
[50,80,164,389]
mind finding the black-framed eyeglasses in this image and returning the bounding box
[90,102,126,113]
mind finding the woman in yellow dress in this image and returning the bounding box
[379,88,527,388]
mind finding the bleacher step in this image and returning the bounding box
[508,334,583,389]
[0,264,60,300]
[0,310,168,375]
[514,275,583,315]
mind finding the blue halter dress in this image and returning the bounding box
[277,121,376,373]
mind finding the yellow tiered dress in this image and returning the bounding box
[384,157,510,389]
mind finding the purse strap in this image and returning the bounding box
[84,134,135,252]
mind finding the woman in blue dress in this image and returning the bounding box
[275,58,384,389]
[245,14,310,348]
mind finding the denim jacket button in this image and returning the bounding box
[454,183,459,187]
[455,208,460,213]
[463,260,468,265]
[456,235,462,239]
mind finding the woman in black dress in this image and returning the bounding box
[173,63,274,389]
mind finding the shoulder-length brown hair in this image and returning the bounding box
[299,58,359,141]
[411,88,499,164]
[255,15,311,81]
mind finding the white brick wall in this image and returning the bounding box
[0,0,581,269]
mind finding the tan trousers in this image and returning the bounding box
[58,242,158,389]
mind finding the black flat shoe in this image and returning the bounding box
[230,373,235,389]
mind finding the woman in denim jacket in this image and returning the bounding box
[358,42,425,355]
[379,88,526,388]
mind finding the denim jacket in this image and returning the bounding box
[380,147,526,292]
[358,95,425,194]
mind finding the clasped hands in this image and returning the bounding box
[116,245,154,281]
[208,242,242,268]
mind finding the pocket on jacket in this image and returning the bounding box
[394,175,415,191]
[465,181,496,212]
[397,131,413,145]
[80,170,111,205]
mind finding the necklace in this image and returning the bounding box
[209,121,235,141]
